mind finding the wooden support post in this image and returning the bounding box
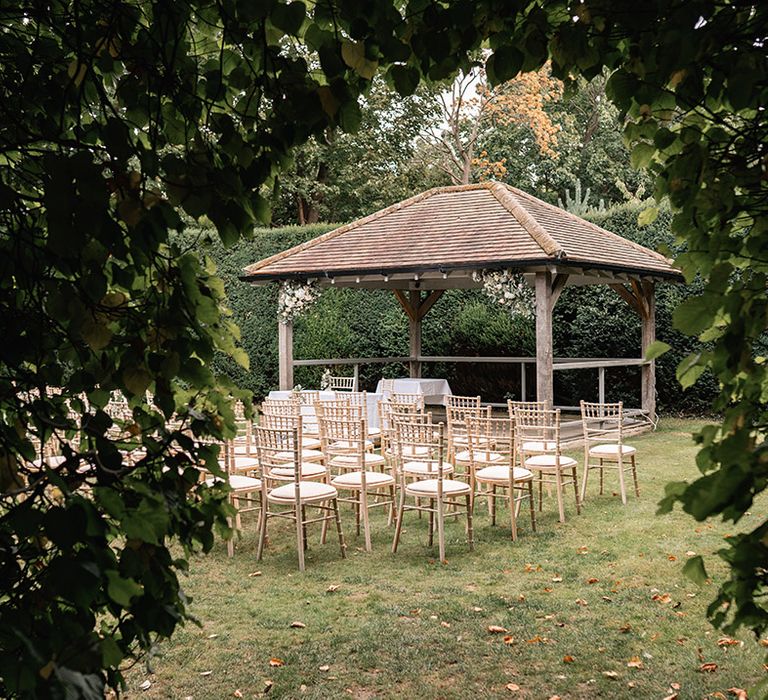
[641,281,656,421]
[598,366,606,404]
[520,363,527,402]
[278,319,293,390]
[535,271,553,408]
[409,290,422,378]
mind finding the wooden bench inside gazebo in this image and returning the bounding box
[241,182,683,423]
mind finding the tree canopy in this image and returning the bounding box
[0,1,766,696]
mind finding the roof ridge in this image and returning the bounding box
[502,183,675,266]
[487,182,564,258]
[242,183,490,275]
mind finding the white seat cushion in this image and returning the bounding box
[268,481,337,503]
[331,471,395,488]
[398,445,431,457]
[475,466,533,483]
[330,439,374,451]
[367,427,382,437]
[330,453,386,468]
[274,448,324,463]
[232,444,256,456]
[589,444,636,457]
[301,437,321,450]
[524,454,577,469]
[521,441,557,452]
[403,460,454,476]
[455,449,505,464]
[206,474,262,491]
[406,478,471,496]
[268,462,327,480]
[219,456,259,472]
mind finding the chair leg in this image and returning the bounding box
[509,485,518,541]
[571,466,581,514]
[226,514,235,558]
[554,469,566,523]
[296,507,305,572]
[580,457,590,503]
[617,454,627,505]
[256,502,268,561]
[436,496,446,564]
[599,459,604,494]
[490,484,497,526]
[391,490,406,553]
[466,494,474,551]
[538,476,543,511]
[528,481,536,532]
[302,505,309,550]
[332,497,346,559]
[428,505,434,548]
[631,455,640,497]
[361,488,372,552]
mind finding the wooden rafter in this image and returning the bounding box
[550,273,569,310]
[610,282,648,319]
[393,289,445,322]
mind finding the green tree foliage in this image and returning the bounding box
[0,1,766,695]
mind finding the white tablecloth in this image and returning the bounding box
[374,378,453,405]
[267,390,382,430]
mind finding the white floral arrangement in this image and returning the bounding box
[291,384,303,394]
[472,269,535,319]
[320,368,332,390]
[278,279,321,324]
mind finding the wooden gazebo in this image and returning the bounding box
[241,182,683,419]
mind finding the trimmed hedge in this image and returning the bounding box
[191,205,716,414]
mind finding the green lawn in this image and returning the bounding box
[127,419,767,699]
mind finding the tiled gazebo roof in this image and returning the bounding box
[242,182,682,288]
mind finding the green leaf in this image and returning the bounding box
[637,206,659,226]
[644,340,671,361]
[676,352,707,389]
[123,367,152,396]
[388,65,420,96]
[630,142,655,169]
[682,555,708,585]
[486,46,523,84]
[105,570,143,607]
[270,2,306,36]
[341,41,378,79]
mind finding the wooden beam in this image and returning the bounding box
[631,279,650,318]
[610,283,645,318]
[278,320,293,390]
[417,289,445,320]
[550,273,569,310]
[393,289,418,322]
[640,282,657,421]
[409,289,422,378]
[535,271,554,408]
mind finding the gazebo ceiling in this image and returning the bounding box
[241,182,683,289]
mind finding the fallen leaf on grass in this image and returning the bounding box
[577,546,588,554]
[652,593,672,604]
[563,655,575,663]
[728,688,748,700]
[263,680,274,693]
[619,623,632,633]
[441,621,451,628]
[549,696,562,700]
[517,594,526,602]
[698,662,718,672]
[662,694,678,700]
[602,596,613,602]
[716,636,742,647]
[524,563,542,573]
[526,635,553,644]
[761,638,768,647]
[318,665,330,672]
[206,633,219,639]
[627,656,644,669]
[503,635,514,645]
[543,587,553,593]
[602,671,619,679]
[552,575,563,583]
[139,680,151,691]
[669,683,681,690]
[200,670,213,676]
[290,621,306,629]
[248,571,263,577]
[587,577,599,584]
[269,658,284,667]
[668,555,677,561]
[505,683,521,692]
[326,584,340,592]
[685,550,696,556]
[488,625,509,634]
[473,606,484,612]
[575,598,588,606]
[233,690,243,698]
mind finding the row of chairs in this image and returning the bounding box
[213,393,639,570]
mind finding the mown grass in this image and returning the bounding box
[126,419,767,699]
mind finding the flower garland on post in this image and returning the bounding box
[472,269,535,319]
[277,279,321,324]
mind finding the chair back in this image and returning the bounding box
[513,406,562,457]
[261,397,300,417]
[445,394,481,409]
[391,393,425,411]
[318,416,368,473]
[580,401,624,447]
[297,390,320,406]
[467,414,515,467]
[393,418,445,482]
[507,400,547,419]
[327,375,357,392]
[446,403,490,447]
[254,425,302,503]
[379,378,396,396]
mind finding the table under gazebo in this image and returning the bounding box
[241,182,683,420]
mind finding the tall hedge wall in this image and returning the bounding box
[191,204,717,414]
